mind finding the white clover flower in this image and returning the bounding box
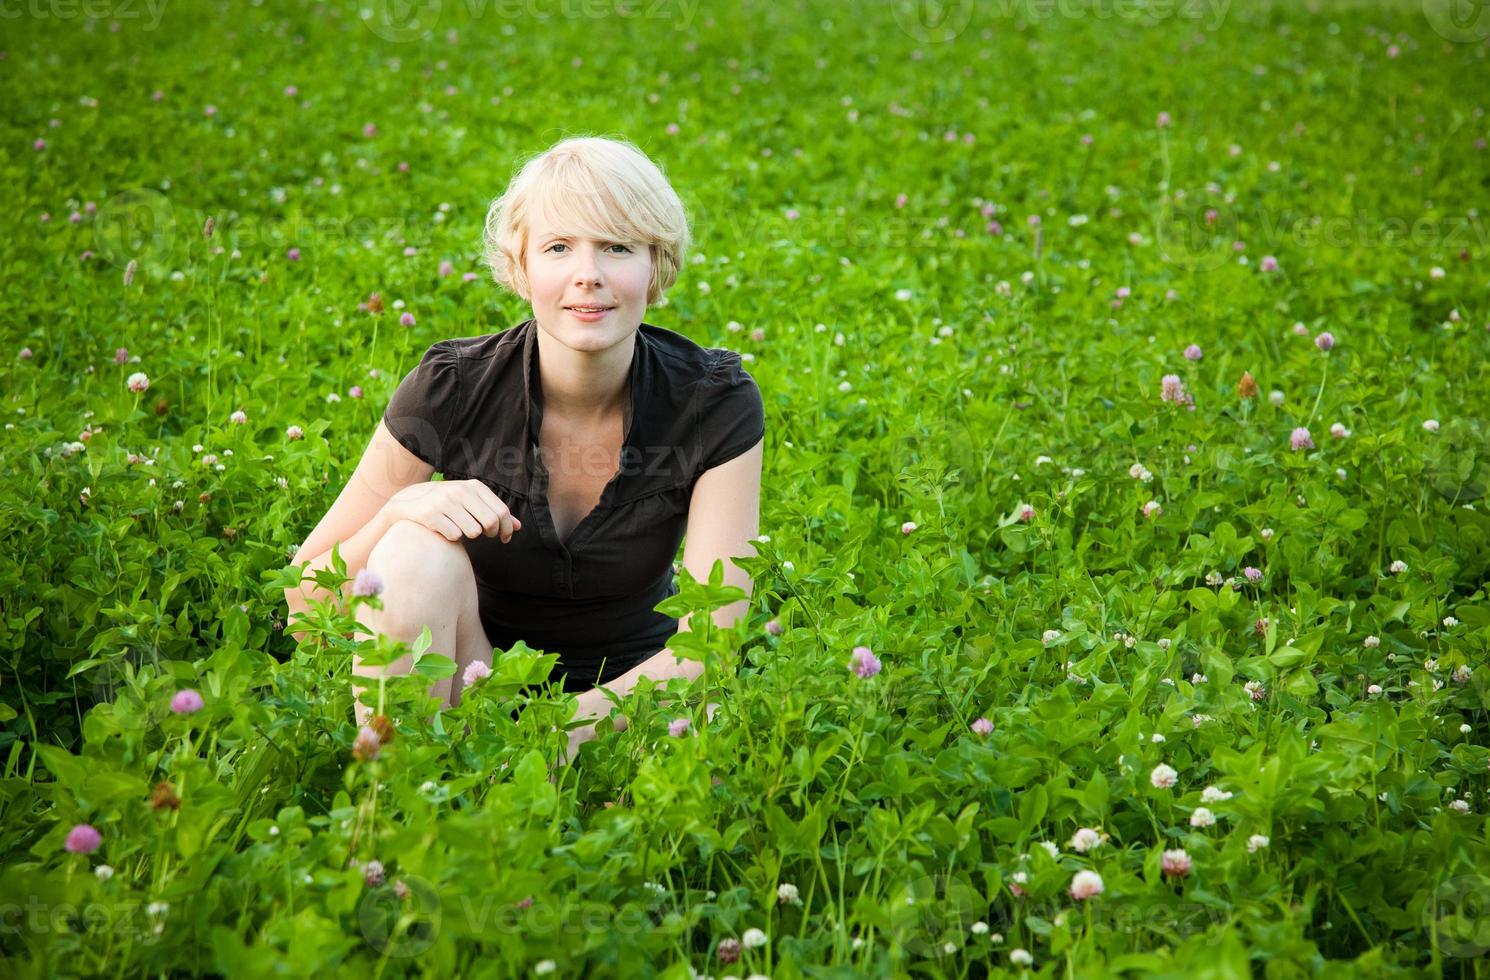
[534,961,556,976]
[1151,732,1165,743]
[95,865,115,881]
[1068,827,1103,853]
[742,927,768,949]
[1191,672,1208,685]
[1011,948,1033,966]
[1190,807,1216,828]
[1201,785,1233,803]
[1450,799,1470,814]
[970,920,989,936]
[1150,763,1178,789]
[1443,616,1459,628]
[1042,629,1062,645]
[1158,638,1171,651]
[1453,666,1473,684]
[1247,834,1270,852]
[777,882,800,905]
[1461,724,1472,735]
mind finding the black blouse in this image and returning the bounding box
[381,318,765,694]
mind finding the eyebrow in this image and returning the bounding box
[537,233,628,245]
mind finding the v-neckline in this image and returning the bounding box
[524,322,642,554]
[534,392,632,551]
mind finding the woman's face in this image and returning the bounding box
[523,213,653,355]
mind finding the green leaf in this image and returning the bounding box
[34,744,87,796]
[412,653,456,680]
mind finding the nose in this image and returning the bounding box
[572,244,603,287]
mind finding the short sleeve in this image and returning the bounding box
[382,341,462,472]
[696,351,765,474]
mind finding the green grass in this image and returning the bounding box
[3,0,1490,975]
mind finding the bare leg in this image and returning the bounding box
[350,520,495,728]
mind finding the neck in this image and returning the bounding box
[534,325,634,424]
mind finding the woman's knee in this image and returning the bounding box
[366,520,478,631]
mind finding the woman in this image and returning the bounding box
[283,136,765,762]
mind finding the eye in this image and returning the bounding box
[544,242,633,254]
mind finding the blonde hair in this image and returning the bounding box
[483,136,690,306]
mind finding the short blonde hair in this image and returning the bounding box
[483,136,690,306]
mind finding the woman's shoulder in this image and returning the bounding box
[428,323,528,363]
[640,321,754,384]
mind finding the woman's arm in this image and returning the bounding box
[563,438,763,754]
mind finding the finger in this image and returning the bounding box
[460,483,500,536]
[450,508,483,539]
[433,513,464,542]
[474,485,521,540]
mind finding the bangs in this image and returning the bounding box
[531,171,643,247]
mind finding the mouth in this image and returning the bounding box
[565,305,615,313]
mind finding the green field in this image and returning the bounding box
[4,0,1490,975]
